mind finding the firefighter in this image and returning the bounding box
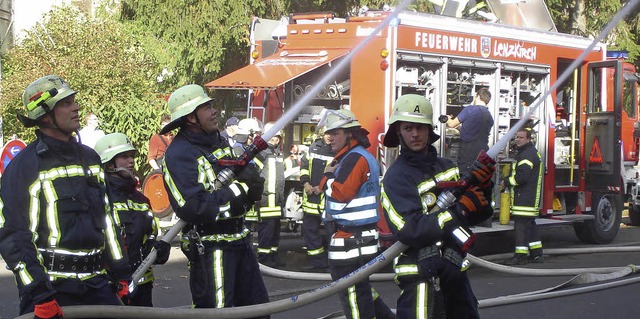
[502,127,544,265]
[381,94,494,319]
[159,84,269,314]
[445,87,494,174]
[0,75,131,318]
[95,133,171,306]
[299,128,335,270]
[319,109,395,319]
[252,122,286,267]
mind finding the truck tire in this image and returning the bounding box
[629,204,640,226]
[573,192,622,244]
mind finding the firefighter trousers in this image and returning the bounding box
[187,237,270,318]
[256,217,281,262]
[397,258,479,319]
[302,213,328,267]
[513,215,543,257]
[20,275,121,315]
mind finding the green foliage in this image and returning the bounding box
[0,4,166,177]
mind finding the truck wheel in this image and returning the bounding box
[629,205,640,226]
[572,192,622,244]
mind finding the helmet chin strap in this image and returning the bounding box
[108,166,136,180]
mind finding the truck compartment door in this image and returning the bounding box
[584,61,623,193]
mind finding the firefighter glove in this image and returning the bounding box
[469,160,495,186]
[247,177,265,202]
[459,186,489,214]
[235,163,262,184]
[153,240,171,265]
[116,280,129,300]
[34,299,63,319]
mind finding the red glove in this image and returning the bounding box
[116,280,129,300]
[34,299,63,319]
[459,186,489,214]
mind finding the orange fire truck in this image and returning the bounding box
[205,4,640,244]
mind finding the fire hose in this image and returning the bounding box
[16,0,639,318]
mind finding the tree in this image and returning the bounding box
[0,4,165,176]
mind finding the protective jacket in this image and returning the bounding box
[106,174,160,286]
[0,131,130,305]
[381,144,490,319]
[506,141,542,217]
[322,141,380,227]
[253,145,284,219]
[300,138,335,215]
[163,129,252,245]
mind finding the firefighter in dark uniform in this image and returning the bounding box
[160,84,269,315]
[502,127,544,265]
[318,109,395,319]
[95,133,171,306]
[253,122,285,267]
[299,129,335,270]
[445,87,494,173]
[381,94,495,319]
[0,75,131,318]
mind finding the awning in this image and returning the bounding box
[205,49,349,90]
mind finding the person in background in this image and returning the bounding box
[160,84,269,315]
[220,116,240,147]
[252,122,285,267]
[95,133,171,306]
[319,109,395,319]
[445,87,494,174]
[0,75,131,318]
[381,94,494,319]
[502,127,544,265]
[77,112,105,149]
[299,128,335,271]
[147,114,174,171]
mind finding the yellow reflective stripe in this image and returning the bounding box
[254,157,264,170]
[299,168,310,176]
[518,159,534,168]
[136,270,155,285]
[307,247,325,256]
[394,264,418,275]
[105,199,125,260]
[529,241,542,249]
[437,211,452,229]
[381,190,405,230]
[15,262,34,285]
[49,269,106,280]
[418,282,428,319]
[213,249,225,308]
[200,228,250,242]
[348,285,360,319]
[163,166,185,207]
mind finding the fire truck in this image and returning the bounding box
[205,2,640,244]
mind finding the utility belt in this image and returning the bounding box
[194,218,244,236]
[335,223,377,234]
[39,249,103,274]
[417,245,465,269]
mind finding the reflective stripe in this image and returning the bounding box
[331,209,378,223]
[200,228,250,242]
[348,285,360,319]
[529,241,543,250]
[328,244,378,260]
[325,178,335,197]
[394,264,419,276]
[15,262,34,286]
[213,249,225,308]
[437,211,453,229]
[309,153,335,162]
[515,246,529,254]
[417,282,428,319]
[48,269,106,280]
[228,183,243,197]
[327,195,377,210]
[307,247,325,256]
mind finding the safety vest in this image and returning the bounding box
[301,139,335,215]
[508,142,543,217]
[325,146,380,227]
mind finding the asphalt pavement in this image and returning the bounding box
[2,219,640,318]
